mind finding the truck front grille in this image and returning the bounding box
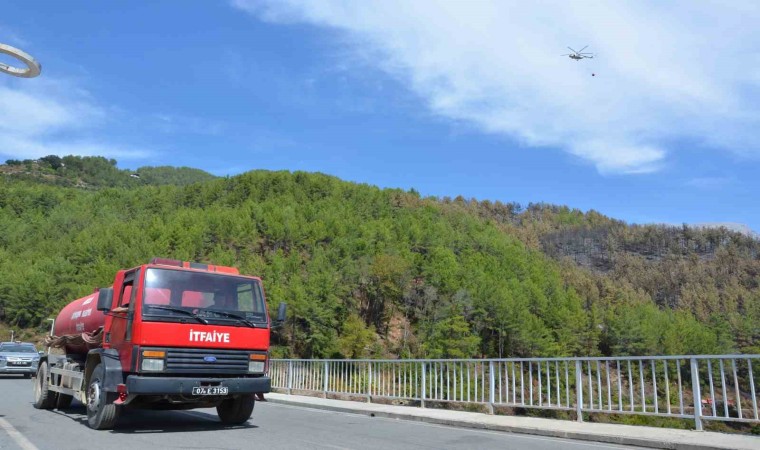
[163,348,249,375]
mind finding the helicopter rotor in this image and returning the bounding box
[563,45,594,59]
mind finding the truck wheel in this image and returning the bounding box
[33,361,58,409]
[217,395,255,425]
[86,363,120,430]
[56,393,73,409]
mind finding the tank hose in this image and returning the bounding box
[45,327,104,349]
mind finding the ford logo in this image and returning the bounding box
[203,356,217,362]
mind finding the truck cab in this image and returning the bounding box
[33,258,285,430]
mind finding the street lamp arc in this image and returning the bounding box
[45,318,55,337]
[0,43,41,78]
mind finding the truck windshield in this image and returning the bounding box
[141,268,267,323]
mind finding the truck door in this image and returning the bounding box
[109,269,138,372]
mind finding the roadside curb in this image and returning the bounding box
[265,395,755,450]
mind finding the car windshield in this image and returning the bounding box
[141,268,267,322]
[0,344,37,353]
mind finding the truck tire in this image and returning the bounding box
[56,393,73,409]
[33,361,58,409]
[86,363,120,430]
[217,395,255,425]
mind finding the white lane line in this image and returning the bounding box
[0,418,39,450]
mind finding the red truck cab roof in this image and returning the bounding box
[148,257,240,275]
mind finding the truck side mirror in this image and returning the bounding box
[276,302,287,323]
[96,288,114,312]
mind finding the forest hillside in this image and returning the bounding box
[0,156,757,358]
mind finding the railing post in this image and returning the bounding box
[690,358,703,431]
[269,355,751,429]
[421,362,427,408]
[488,361,495,414]
[323,360,329,398]
[575,360,583,422]
[287,360,294,395]
[367,362,372,403]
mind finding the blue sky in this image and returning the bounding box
[1,1,759,231]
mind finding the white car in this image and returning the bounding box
[0,342,40,378]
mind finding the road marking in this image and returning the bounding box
[0,418,39,450]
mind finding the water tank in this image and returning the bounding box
[52,291,107,355]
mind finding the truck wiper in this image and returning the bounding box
[204,309,258,327]
[144,305,209,324]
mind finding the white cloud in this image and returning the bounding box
[233,0,760,174]
[0,134,151,160]
[0,82,103,135]
[0,78,150,162]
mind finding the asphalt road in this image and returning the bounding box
[0,375,639,450]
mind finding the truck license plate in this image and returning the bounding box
[9,361,29,366]
[192,386,228,395]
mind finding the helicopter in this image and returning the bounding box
[562,45,594,61]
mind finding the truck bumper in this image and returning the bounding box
[125,375,270,395]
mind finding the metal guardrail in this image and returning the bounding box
[270,355,760,430]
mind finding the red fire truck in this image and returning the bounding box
[33,258,286,430]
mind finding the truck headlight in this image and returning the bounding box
[142,359,165,371]
[249,353,267,373]
[141,350,165,372]
[248,361,265,373]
